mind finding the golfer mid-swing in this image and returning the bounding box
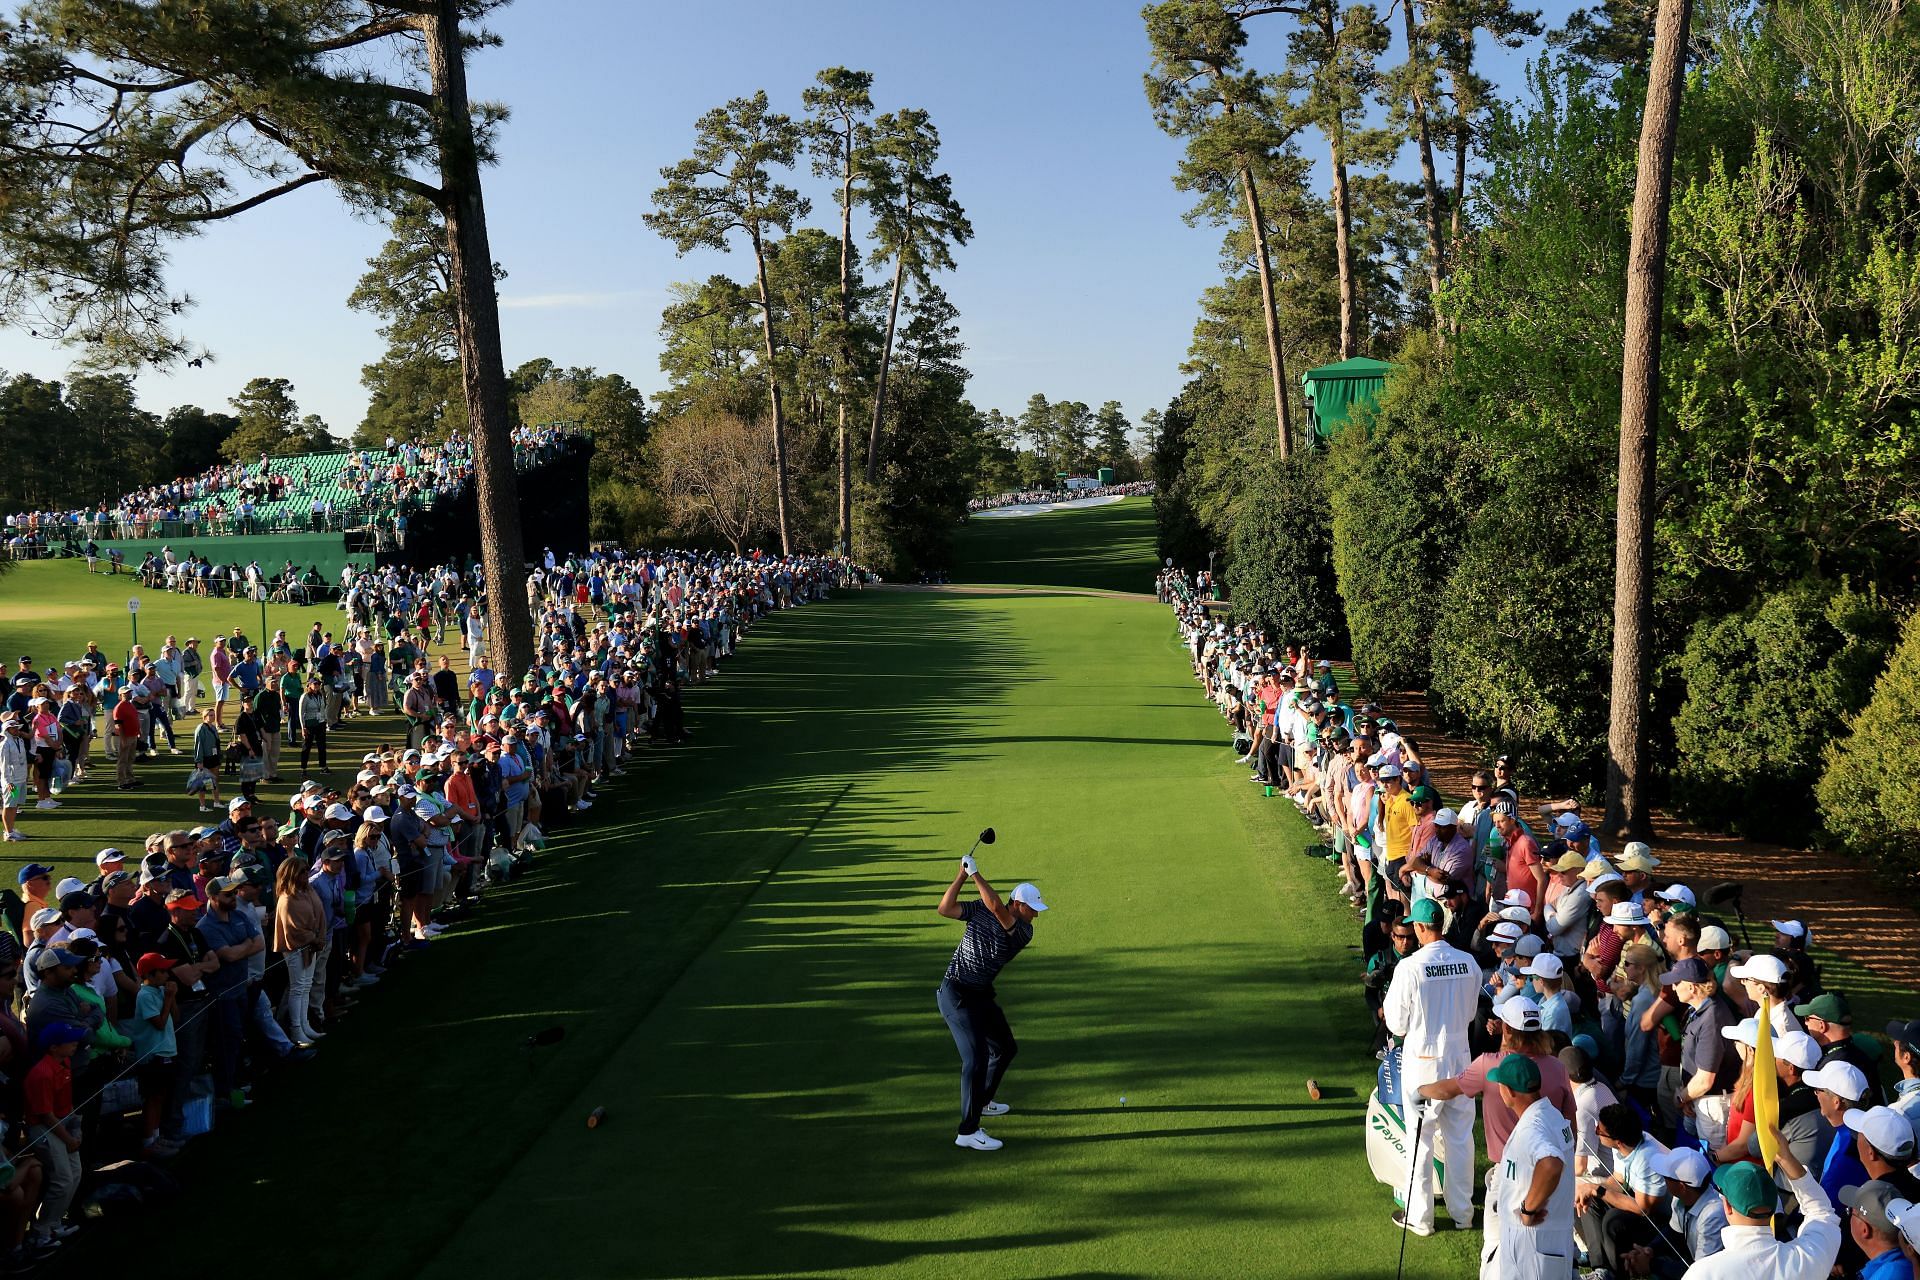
[936,851,1047,1151]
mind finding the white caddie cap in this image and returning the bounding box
[1802,1061,1869,1102]
[1651,1146,1712,1188]
[1011,883,1048,913]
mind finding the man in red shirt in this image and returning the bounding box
[1493,800,1544,924]
[23,1021,85,1245]
[110,694,142,791]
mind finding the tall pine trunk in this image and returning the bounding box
[748,228,794,554]
[424,0,533,679]
[1330,140,1358,360]
[1604,0,1691,840]
[866,209,911,483]
[1402,0,1448,326]
[836,154,855,555]
[1239,165,1292,455]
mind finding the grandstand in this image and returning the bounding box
[6,425,593,581]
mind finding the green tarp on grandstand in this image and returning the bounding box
[89,533,369,581]
[1302,357,1396,441]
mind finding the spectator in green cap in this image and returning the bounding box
[1692,1124,1839,1279]
[1487,1051,1576,1280]
[1795,991,1884,1105]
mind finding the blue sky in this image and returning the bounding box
[0,0,1572,438]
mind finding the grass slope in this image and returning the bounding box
[949,497,1159,593]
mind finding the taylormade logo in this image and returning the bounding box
[1370,1111,1408,1157]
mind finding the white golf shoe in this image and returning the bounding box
[954,1129,1003,1151]
[981,1101,1010,1116]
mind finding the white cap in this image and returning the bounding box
[1655,884,1696,906]
[1841,1105,1919,1159]
[29,907,61,928]
[1515,935,1545,958]
[1011,883,1048,912]
[1495,996,1542,1031]
[1377,763,1403,780]
[324,803,354,822]
[1588,870,1625,891]
[1772,919,1807,938]
[1729,954,1788,985]
[1802,1061,1869,1102]
[53,876,86,899]
[1498,906,1532,927]
[362,806,388,823]
[1651,1146,1712,1188]
[1604,904,1650,927]
[1721,1017,1762,1048]
[1615,843,1660,872]
[1521,954,1564,979]
[1887,1198,1919,1251]
[1498,890,1533,910]
[1697,925,1733,951]
[1773,1030,1823,1071]
[1489,922,1525,945]
[1433,808,1458,827]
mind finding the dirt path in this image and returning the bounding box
[1363,671,1920,992]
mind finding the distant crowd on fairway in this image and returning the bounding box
[965,480,1154,511]
[1162,568,1920,1280]
[0,542,860,1266]
[0,423,584,557]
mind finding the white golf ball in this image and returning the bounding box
[1119,1096,1128,1105]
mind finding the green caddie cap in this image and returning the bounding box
[1407,899,1444,926]
[1485,1053,1541,1093]
[1714,1162,1778,1218]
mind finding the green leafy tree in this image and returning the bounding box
[0,0,540,678]
[861,108,972,482]
[647,91,810,554]
[655,276,764,421]
[1818,604,1920,888]
[347,198,503,445]
[158,405,239,478]
[1225,452,1348,655]
[1145,0,1302,452]
[1436,0,1541,250]
[223,377,313,460]
[64,372,158,503]
[1093,400,1133,472]
[0,373,75,511]
[802,66,876,554]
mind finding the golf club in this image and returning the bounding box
[1395,1097,1429,1280]
[967,827,996,860]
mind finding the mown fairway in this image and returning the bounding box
[17,514,1472,1278]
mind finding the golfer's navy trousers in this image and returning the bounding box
[937,978,1017,1135]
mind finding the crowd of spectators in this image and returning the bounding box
[0,541,857,1265]
[965,480,1154,512]
[1165,568,1920,1280]
[0,423,586,555]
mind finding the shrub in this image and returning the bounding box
[1671,580,1895,842]
[1327,341,1491,692]
[1224,452,1347,657]
[1817,604,1920,888]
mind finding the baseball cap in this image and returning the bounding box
[206,874,247,894]
[1549,851,1586,873]
[1655,884,1696,906]
[1888,1198,1920,1251]
[1497,890,1533,910]
[1485,1053,1541,1092]
[1885,1017,1920,1048]
[102,870,133,890]
[53,875,85,898]
[32,948,80,972]
[58,891,92,913]
[1522,954,1565,980]
[1841,1106,1919,1160]
[1714,1161,1779,1217]
[1728,954,1788,985]
[1406,899,1444,926]
[135,952,177,977]
[1495,997,1543,1032]
[1489,922,1525,945]
[1773,1030,1823,1070]
[35,1020,87,1049]
[15,863,55,885]
[324,803,354,822]
[1497,906,1532,927]
[164,887,199,906]
[1772,918,1807,938]
[362,806,388,823]
[1651,1146,1712,1188]
[1579,859,1618,881]
[1802,1061,1869,1102]
[1793,992,1850,1023]
[1407,784,1439,805]
[227,795,251,811]
[28,907,61,929]
[1661,958,1712,985]
[1010,883,1048,912]
[1843,1182,1903,1235]
[1377,763,1403,780]
[94,847,126,868]
[1697,925,1733,951]
[1515,935,1545,957]
[1433,807,1458,827]
[1721,1017,1762,1048]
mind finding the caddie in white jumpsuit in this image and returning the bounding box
[1384,896,1481,1234]
[1491,1054,1575,1280]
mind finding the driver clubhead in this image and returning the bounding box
[978,827,996,846]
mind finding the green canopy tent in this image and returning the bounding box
[1301,357,1397,442]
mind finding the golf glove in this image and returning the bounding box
[1418,1098,1444,1122]
[960,855,977,877]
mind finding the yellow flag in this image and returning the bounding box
[1754,996,1781,1171]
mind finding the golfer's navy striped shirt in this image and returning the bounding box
[944,901,1031,992]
